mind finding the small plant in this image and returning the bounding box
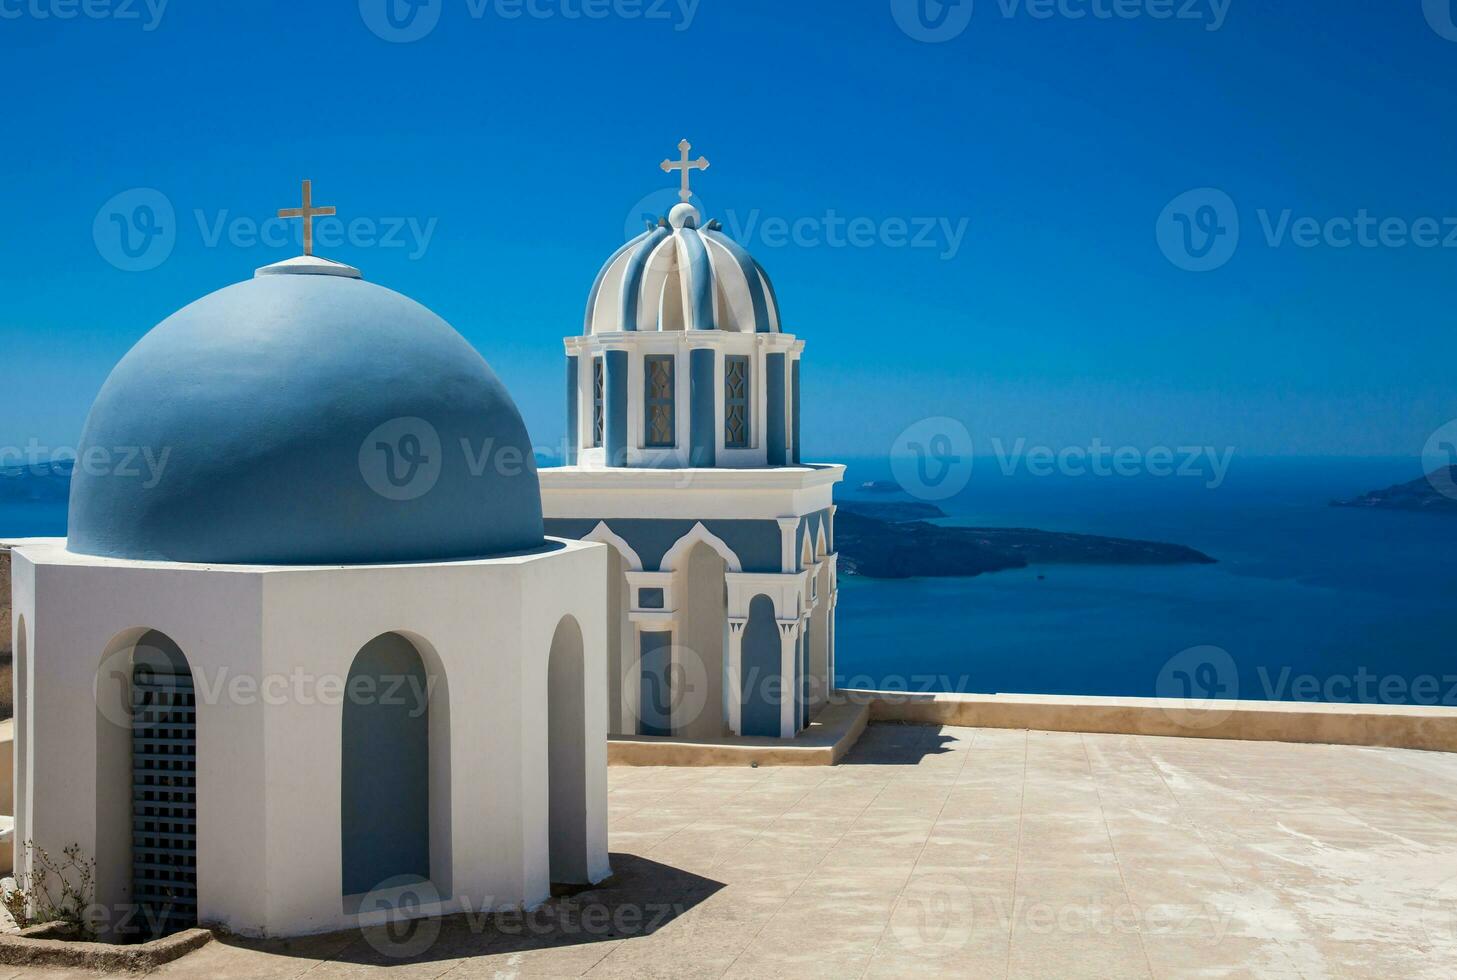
[2,841,96,936]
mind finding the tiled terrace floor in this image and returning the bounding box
[16,723,1457,978]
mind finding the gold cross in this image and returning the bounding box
[660,139,709,203]
[276,179,336,257]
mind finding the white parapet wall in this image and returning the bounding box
[844,689,1457,754]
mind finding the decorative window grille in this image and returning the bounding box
[132,660,197,937]
[591,356,604,448]
[644,355,676,448]
[724,355,750,449]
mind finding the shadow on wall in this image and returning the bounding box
[210,854,723,966]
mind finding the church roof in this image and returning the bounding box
[67,256,545,565]
[583,206,782,336]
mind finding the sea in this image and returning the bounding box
[3,457,1453,707]
[831,456,1457,706]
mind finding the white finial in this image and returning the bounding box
[668,202,700,229]
[660,139,709,204]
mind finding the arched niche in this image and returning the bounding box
[673,541,728,739]
[340,632,451,899]
[741,595,781,738]
[547,616,590,884]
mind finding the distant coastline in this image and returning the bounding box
[834,500,1216,579]
[1331,467,1457,514]
[0,465,1219,579]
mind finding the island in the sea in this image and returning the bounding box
[833,500,1216,579]
[1331,466,1457,515]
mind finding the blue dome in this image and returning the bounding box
[68,259,545,565]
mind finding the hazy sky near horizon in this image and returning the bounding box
[2,1,1454,461]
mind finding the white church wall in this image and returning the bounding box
[518,542,612,900]
[604,549,634,736]
[11,537,610,940]
[10,543,269,936]
[254,565,480,933]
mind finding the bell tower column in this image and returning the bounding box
[604,347,630,467]
[766,352,787,466]
[689,344,716,467]
[565,354,580,466]
[791,355,802,465]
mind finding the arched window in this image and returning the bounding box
[591,356,605,447]
[644,355,676,448]
[724,355,751,448]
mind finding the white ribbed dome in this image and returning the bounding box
[584,205,781,335]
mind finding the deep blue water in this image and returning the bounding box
[0,500,67,539]
[4,458,1454,706]
[832,457,1457,706]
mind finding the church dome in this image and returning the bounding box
[584,203,782,335]
[68,256,545,565]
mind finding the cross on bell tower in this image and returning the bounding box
[660,140,710,204]
[276,179,336,257]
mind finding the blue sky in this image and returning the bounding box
[2,0,1455,460]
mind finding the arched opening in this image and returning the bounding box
[341,633,432,898]
[809,563,832,721]
[661,522,742,575]
[741,595,781,738]
[674,542,728,739]
[95,629,198,938]
[547,616,590,884]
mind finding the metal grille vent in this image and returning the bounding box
[132,664,197,936]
